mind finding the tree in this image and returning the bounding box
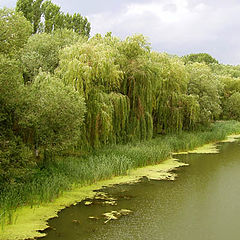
[42,0,61,33]
[64,13,91,37]
[0,8,32,56]
[224,92,240,120]
[0,54,34,183]
[16,0,91,36]
[211,64,240,78]
[57,39,121,94]
[16,0,43,33]
[116,35,155,141]
[21,29,81,82]
[186,63,222,124]
[151,53,199,133]
[56,35,123,147]
[19,72,86,157]
[217,75,240,119]
[0,54,23,135]
[183,53,218,65]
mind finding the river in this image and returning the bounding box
[39,139,240,240]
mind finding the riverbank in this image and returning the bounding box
[1,121,240,240]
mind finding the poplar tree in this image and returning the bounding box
[16,0,91,36]
[16,0,43,33]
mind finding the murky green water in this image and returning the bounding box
[39,140,240,240]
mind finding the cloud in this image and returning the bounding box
[88,0,240,64]
[1,0,240,64]
[0,0,16,8]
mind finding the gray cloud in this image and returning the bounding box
[88,0,240,64]
[1,0,240,64]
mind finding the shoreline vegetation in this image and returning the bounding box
[1,120,240,240]
[2,2,240,240]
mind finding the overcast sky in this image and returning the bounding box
[1,0,240,65]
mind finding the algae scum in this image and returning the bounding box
[37,137,240,240]
[0,156,186,240]
[1,135,240,240]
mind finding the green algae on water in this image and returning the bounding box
[2,127,240,240]
[220,134,240,143]
[188,143,220,154]
[174,134,240,156]
[174,143,219,155]
[103,209,133,224]
[0,158,186,240]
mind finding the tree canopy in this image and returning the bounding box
[0,8,32,56]
[16,0,91,36]
[2,5,240,185]
[183,53,219,65]
[21,29,81,82]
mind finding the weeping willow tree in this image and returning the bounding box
[56,35,130,147]
[117,35,155,141]
[109,92,130,144]
[181,94,200,130]
[55,33,224,148]
[151,53,200,133]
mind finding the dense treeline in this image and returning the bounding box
[1,5,240,186]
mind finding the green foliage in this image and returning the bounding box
[16,0,43,33]
[16,0,91,36]
[0,136,34,184]
[151,53,200,133]
[21,33,60,80]
[83,90,114,147]
[183,53,219,65]
[55,33,227,144]
[1,120,240,228]
[57,38,121,95]
[218,75,240,120]
[118,35,154,141]
[186,62,222,124]
[41,0,61,33]
[19,72,86,153]
[219,75,240,94]
[0,8,32,56]
[2,12,240,230]
[0,54,23,134]
[211,63,240,78]
[56,37,124,147]
[21,29,81,82]
[63,13,91,37]
[0,55,35,185]
[224,92,240,120]
[110,93,130,144]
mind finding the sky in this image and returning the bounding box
[1,0,240,65]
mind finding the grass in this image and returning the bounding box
[1,120,240,228]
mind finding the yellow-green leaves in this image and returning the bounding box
[187,62,222,124]
[224,92,240,120]
[56,36,124,147]
[19,72,86,151]
[0,9,32,56]
[118,35,154,140]
[151,53,196,133]
[21,30,81,82]
[57,39,122,96]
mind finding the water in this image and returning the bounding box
[39,140,240,240]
